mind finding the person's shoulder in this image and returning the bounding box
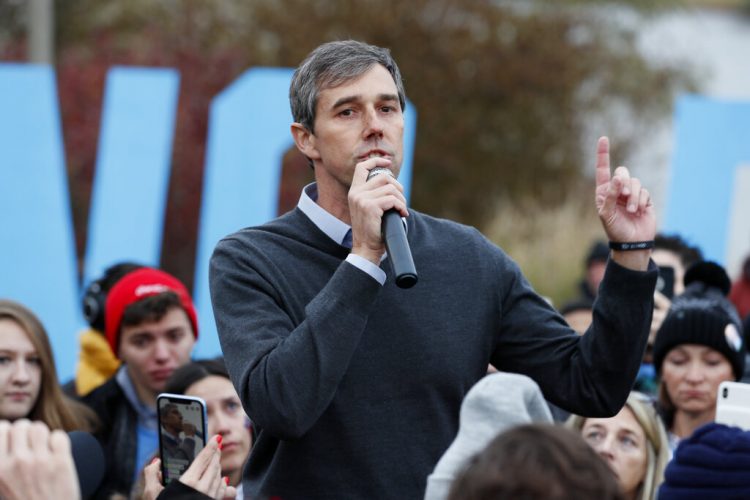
[80,376,125,412]
[214,209,307,252]
[80,376,129,438]
[409,210,485,239]
[410,210,507,257]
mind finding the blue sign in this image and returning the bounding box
[664,94,750,266]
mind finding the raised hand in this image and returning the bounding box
[594,136,656,270]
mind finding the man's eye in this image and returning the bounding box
[339,109,353,117]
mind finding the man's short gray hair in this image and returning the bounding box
[290,40,406,132]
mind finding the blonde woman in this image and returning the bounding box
[0,299,96,431]
[567,392,671,500]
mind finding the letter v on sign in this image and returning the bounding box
[0,64,179,381]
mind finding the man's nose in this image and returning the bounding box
[363,108,384,138]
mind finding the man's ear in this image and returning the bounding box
[290,123,321,162]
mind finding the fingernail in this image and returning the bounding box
[151,457,159,464]
[628,203,636,212]
[224,476,230,486]
[216,435,223,445]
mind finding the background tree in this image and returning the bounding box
[0,0,697,303]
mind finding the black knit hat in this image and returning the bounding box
[653,261,745,380]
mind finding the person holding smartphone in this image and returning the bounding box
[653,261,745,452]
[143,433,238,500]
[164,358,253,499]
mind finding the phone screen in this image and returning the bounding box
[157,393,207,485]
[656,266,675,299]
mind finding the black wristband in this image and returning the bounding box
[608,240,655,251]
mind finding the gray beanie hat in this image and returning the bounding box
[424,372,553,500]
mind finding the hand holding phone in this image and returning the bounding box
[142,436,237,500]
[157,393,208,486]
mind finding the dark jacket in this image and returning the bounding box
[210,208,657,499]
[80,376,138,499]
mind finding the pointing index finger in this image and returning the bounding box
[595,136,611,188]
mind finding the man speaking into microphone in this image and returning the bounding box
[209,40,657,500]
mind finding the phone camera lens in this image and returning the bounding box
[723,387,728,398]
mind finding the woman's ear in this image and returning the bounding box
[290,123,321,162]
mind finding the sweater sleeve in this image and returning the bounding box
[490,250,658,417]
[209,235,382,439]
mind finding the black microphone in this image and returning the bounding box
[69,431,106,499]
[366,167,418,288]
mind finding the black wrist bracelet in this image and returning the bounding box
[609,240,655,251]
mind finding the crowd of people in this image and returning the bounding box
[2,39,750,500]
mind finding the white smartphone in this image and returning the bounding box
[715,381,750,432]
[157,393,208,485]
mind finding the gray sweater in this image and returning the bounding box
[209,208,657,500]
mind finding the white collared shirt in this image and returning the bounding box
[297,183,386,285]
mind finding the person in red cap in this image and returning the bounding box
[79,267,198,499]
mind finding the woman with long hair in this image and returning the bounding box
[567,392,671,500]
[0,299,96,431]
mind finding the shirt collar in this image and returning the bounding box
[116,365,158,428]
[298,183,351,246]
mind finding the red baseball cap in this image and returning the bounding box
[104,268,198,355]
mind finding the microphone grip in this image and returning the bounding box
[383,209,418,288]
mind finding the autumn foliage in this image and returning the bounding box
[0,0,693,291]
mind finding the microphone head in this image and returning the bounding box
[366,167,393,181]
[68,431,106,499]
